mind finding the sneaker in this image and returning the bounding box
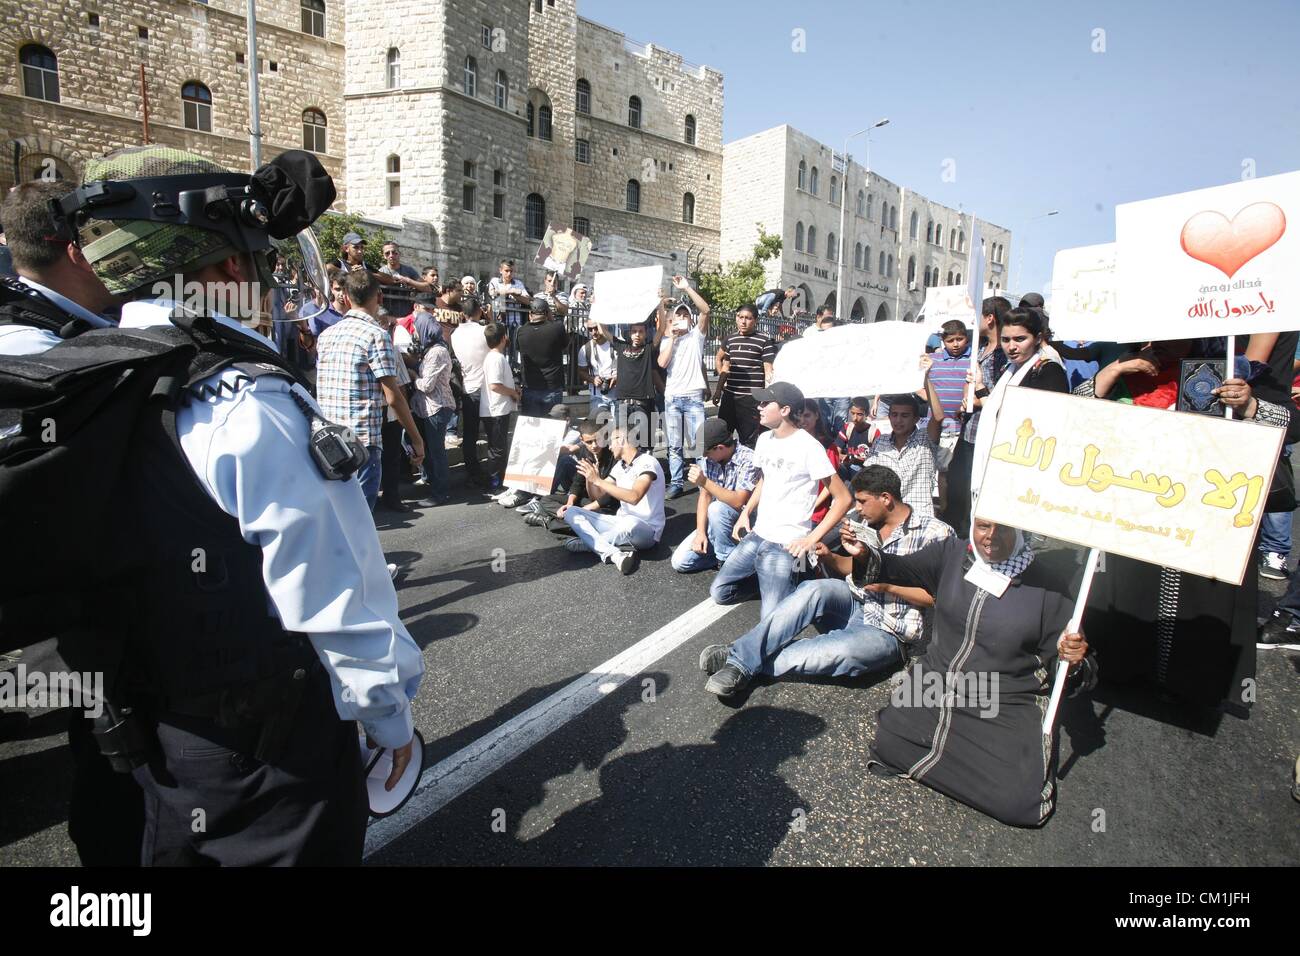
[445,435,463,448]
[613,550,640,575]
[704,663,750,697]
[498,490,528,508]
[1260,552,1289,580]
[666,484,685,500]
[386,563,399,580]
[413,477,430,488]
[515,497,543,514]
[377,497,412,513]
[698,643,730,675]
[564,537,590,554]
[523,512,552,528]
[1257,610,1300,650]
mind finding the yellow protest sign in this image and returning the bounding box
[973,387,1284,584]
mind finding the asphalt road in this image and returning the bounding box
[3,452,1298,867]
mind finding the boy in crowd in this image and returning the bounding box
[927,320,972,514]
[861,381,944,519]
[671,418,757,573]
[598,297,669,447]
[479,323,520,490]
[523,418,617,532]
[834,396,875,481]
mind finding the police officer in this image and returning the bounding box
[58,145,424,865]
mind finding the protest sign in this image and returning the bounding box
[921,285,977,327]
[503,415,568,495]
[589,265,664,327]
[1047,243,1123,342]
[534,222,592,282]
[966,220,984,331]
[772,322,932,398]
[1115,170,1300,339]
[973,387,1283,585]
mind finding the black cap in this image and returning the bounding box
[530,296,551,315]
[701,417,735,449]
[1019,292,1045,309]
[751,381,805,413]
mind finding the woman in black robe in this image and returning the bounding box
[860,520,1093,827]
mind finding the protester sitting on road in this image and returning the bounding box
[671,418,758,573]
[561,424,666,575]
[710,382,852,620]
[862,385,942,518]
[523,418,617,533]
[511,403,580,514]
[700,465,953,697]
[864,518,1095,827]
[834,397,875,482]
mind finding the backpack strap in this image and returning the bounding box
[0,277,96,339]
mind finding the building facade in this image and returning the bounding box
[722,125,1012,323]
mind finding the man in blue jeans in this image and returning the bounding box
[709,382,852,620]
[658,275,712,497]
[701,465,953,697]
[671,418,757,572]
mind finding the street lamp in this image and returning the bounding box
[1012,209,1058,297]
[835,117,889,321]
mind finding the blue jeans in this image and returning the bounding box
[359,445,382,511]
[710,532,802,620]
[589,387,618,420]
[671,499,741,572]
[551,452,577,495]
[522,387,564,419]
[1259,444,1293,557]
[755,291,779,315]
[727,578,903,680]
[818,397,851,434]
[418,407,452,501]
[664,391,706,488]
[562,509,659,562]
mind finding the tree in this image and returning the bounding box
[691,224,782,311]
[312,211,393,270]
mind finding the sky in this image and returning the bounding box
[581,0,1300,298]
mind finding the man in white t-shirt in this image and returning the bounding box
[710,381,852,620]
[578,316,618,419]
[479,323,520,490]
[451,295,491,485]
[562,425,665,575]
[658,274,712,499]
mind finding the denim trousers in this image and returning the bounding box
[358,445,382,511]
[671,499,741,572]
[562,509,658,562]
[818,397,851,434]
[418,407,453,501]
[1259,444,1293,556]
[664,391,705,487]
[589,386,619,420]
[522,387,564,419]
[726,578,903,680]
[710,532,802,620]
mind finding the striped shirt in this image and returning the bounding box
[316,309,399,448]
[860,510,953,645]
[929,346,970,436]
[705,441,758,492]
[721,332,776,395]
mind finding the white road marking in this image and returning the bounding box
[364,597,739,857]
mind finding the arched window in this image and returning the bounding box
[627,95,641,128]
[537,95,553,141]
[907,257,917,285]
[887,254,894,277]
[958,230,965,253]
[525,193,546,240]
[807,226,817,257]
[827,231,837,260]
[795,222,804,252]
[854,243,863,268]
[387,48,401,90]
[809,166,819,196]
[684,114,696,145]
[864,245,871,272]
[301,0,325,37]
[494,70,508,109]
[830,175,839,205]
[955,272,962,285]
[851,298,865,322]
[926,220,934,243]
[890,206,898,231]
[909,210,919,240]
[386,154,401,207]
[462,55,476,96]
[874,303,889,323]
[797,160,807,191]
[302,108,327,152]
[181,81,212,132]
[682,192,695,224]
[20,44,60,103]
[626,179,640,213]
[947,270,955,285]
[576,78,591,114]
[857,190,865,216]
[935,224,943,247]
[866,194,874,220]
[878,251,886,274]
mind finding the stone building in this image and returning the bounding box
[721,125,1013,323]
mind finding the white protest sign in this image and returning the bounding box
[503,415,568,494]
[773,322,932,398]
[1115,169,1300,339]
[921,285,977,327]
[966,220,984,331]
[973,387,1283,585]
[1047,243,1122,342]
[589,265,664,327]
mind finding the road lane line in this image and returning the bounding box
[364,596,739,857]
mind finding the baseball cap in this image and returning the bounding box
[701,417,735,449]
[1019,292,1045,309]
[752,381,805,412]
[342,231,365,247]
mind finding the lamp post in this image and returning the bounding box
[835,118,889,321]
[1012,209,1058,297]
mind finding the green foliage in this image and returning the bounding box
[691,224,783,311]
[312,211,393,270]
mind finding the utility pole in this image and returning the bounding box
[246,0,262,169]
[834,118,888,321]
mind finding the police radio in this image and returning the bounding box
[288,388,368,480]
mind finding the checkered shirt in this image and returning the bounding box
[315,309,398,448]
[859,511,953,645]
[705,441,759,492]
[865,429,938,518]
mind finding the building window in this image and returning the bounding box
[88,13,100,28]
[890,206,898,231]
[534,0,542,11]
[574,216,590,236]
[492,168,505,220]
[795,222,804,252]
[887,255,894,277]
[955,272,962,285]
[20,45,60,103]
[576,78,590,114]
[807,226,817,257]
[302,108,326,152]
[856,190,865,217]
[575,138,591,164]
[908,258,917,285]
[866,194,874,220]
[383,47,400,89]
[481,24,493,49]
[386,155,400,208]
[809,166,819,196]
[827,232,837,260]
[301,0,325,37]
[682,192,695,224]
[526,102,534,137]
[909,210,918,240]
[926,220,933,243]
[493,70,508,109]
[525,193,546,240]
[830,176,839,205]
[462,55,476,96]
[864,245,871,272]
[797,160,806,191]
[463,162,477,214]
[182,81,212,132]
[935,224,943,247]
[854,243,863,268]
[957,230,965,253]
[627,95,641,129]
[878,251,885,274]
[538,103,552,141]
[947,270,955,285]
[626,179,640,213]
[684,114,696,145]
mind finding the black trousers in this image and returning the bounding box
[720,391,763,449]
[460,389,483,480]
[67,714,146,867]
[946,436,975,536]
[131,668,367,866]
[482,414,511,479]
[380,418,405,502]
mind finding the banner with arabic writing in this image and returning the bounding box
[1047,243,1122,342]
[973,387,1283,584]
[772,322,933,399]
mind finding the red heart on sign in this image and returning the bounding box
[1180,202,1286,278]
